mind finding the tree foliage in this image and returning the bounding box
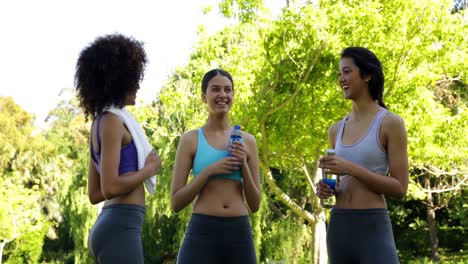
[158,0,468,261]
[1,0,467,263]
[0,97,56,263]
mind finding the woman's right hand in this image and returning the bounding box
[144,149,162,177]
[316,180,334,199]
[207,156,241,176]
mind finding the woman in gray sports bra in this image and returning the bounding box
[316,47,409,264]
[75,34,162,264]
[171,69,261,264]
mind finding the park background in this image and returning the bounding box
[0,0,467,263]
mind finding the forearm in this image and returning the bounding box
[348,164,407,198]
[241,163,261,212]
[171,171,209,212]
[88,161,105,204]
[89,189,105,204]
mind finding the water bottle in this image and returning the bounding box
[228,125,242,156]
[320,149,337,209]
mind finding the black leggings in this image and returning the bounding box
[88,204,145,264]
[327,208,399,264]
[177,214,257,264]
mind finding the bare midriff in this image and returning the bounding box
[193,178,248,217]
[335,175,387,209]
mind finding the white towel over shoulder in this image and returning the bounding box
[105,106,156,195]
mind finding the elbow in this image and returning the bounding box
[88,189,104,205]
[249,200,261,213]
[88,192,100,205]
[89,195,102,205]
[170,198,183,213]
[250,205,260,213]
[171,206,182,214]
[398,189,408,199]
[393,187,408,200]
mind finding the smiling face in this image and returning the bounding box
[202,74,234,114]
[338,57,371,100]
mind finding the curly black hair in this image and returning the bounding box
[74,33,148,119]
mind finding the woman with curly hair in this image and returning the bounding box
[75,34,162,263]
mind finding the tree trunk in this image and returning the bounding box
[312,219,328,264]
[424,174,440,262]
[262,167,316,224]
[313,167,328,264]
[0,240,5,264]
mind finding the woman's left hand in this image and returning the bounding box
[318,155,354,176]
[229,141,248,165]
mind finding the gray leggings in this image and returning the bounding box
[177,214,257,264]
[327,208,399,264]
[88,204,145,264]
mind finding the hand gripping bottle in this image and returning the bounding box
[228,125,242,156]
[320,149,337,209]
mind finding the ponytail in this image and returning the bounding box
[378,99,387,109]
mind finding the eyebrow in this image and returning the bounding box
[210,85,232,88]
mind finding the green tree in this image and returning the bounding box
[157,0,468,262]
[0,97,56,264]
[41,93,96,264]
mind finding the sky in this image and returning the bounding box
[0,0,281,127]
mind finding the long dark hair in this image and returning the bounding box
[341,47,386,109]
[201,69,234,94]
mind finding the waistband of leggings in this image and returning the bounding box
[191,213,249,222]
[102,203,146,213]
[331,208,388,215]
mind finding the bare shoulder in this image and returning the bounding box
[382,112,406,132]
[100,112,123,125]
[241,131,258,147]
[177,129,198,155]
[182,129,198,141]
[99,112,125,133]
[179,129,198,146]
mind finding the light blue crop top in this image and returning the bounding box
[192,128,243,182]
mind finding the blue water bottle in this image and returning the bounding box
[228,125,242,155]
[320,149,337,209]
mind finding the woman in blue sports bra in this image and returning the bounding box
[316,47,409,264]
[75,34,162,264]
[171,69,261,264]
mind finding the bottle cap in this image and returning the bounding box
[234,124,241,130]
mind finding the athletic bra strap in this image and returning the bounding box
[95,114,104,150]
[89,133,97,163]
[373,108,388,128]
[335,116,347,147]
[198,128,209,146]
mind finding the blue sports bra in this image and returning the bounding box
[90,113,139,175]
[192,128,242,182]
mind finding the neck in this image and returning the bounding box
[205,114,231,131]
[350,96,381,121]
